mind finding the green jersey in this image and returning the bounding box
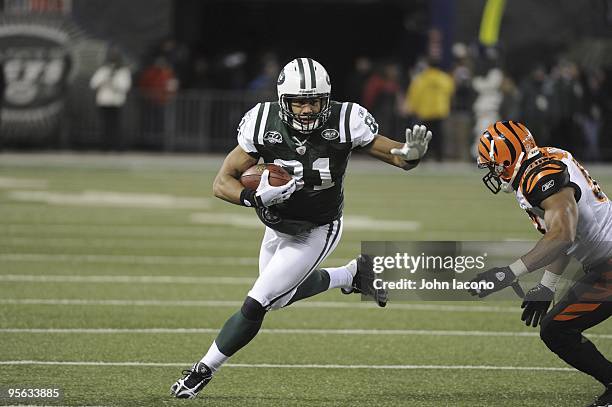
[237,101,379,229]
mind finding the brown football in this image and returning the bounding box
[240,163,292,190]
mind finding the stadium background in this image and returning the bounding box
[1,0,612,406]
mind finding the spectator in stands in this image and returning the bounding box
[247,53,279,98]
[89,48,132,151]
[519,65,552,146]
[138,55,178,105]
[188,55,214,89]
[577,67,605,161]
[362,60,403,138]
[137,55,179,147]
[549,59,583,153]
[404,57,455,161]
[450,43,475,113]
[500,73,520,119]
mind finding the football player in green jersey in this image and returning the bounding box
[171,58,432,398]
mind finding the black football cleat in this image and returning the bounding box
[341,255,388,307]
[586,384,612,407]
[170,362,213,399]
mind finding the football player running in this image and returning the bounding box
[170,58,432,399]
[469,120,612,407]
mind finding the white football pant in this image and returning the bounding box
[247,217,343,310]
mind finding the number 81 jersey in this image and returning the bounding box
[237,101,378,226]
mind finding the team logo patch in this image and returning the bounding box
[358,108,366,118]
[321,129,339,141]
[263,131,283,144]
[542,179,555,192]
[277,70,285,85]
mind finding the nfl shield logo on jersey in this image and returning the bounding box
[321,129,339,141]
[263,131,283,144]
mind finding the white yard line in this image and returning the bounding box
[0,253,259,266]
[0,224,258,238]
[0,274,254,285]
[0,298,519,313]
[0,236,262,249]
[0,253,353,266]
[7,190,211,209]
[0,327,610,339]
[191,213,420,231]
[0,360,577,372]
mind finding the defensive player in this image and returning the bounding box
[469,120,612,406]
[170,58,432,398]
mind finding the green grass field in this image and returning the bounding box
[0,153,611,406]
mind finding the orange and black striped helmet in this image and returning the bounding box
[477,121,537,193]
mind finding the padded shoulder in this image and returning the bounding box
[521,158,570,207]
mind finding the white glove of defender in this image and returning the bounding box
[256,169,297,207]
[390,124,432,161]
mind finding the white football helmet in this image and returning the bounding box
[277,58,331,133]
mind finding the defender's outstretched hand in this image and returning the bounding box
[390,124,433,161]
[255,169,297,207]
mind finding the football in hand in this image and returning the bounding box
[240,163,292,190]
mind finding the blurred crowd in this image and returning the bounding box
[344,45,612,162]
[89,38,612,161]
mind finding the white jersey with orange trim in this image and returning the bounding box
[514,147,612,267]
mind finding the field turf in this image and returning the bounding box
[0,153,611,406]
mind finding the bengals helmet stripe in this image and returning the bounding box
[494,123,517,163]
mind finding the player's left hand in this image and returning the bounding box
[390,124,432,161]
[520,283,554,327]
[467,266,516,298]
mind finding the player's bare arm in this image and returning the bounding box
[366,134,416,169]
[212,146,259,204]
[519,187,578,272]
[366,124,432,170]
[469,187,579,298]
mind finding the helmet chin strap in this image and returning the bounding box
[501,151,524,193]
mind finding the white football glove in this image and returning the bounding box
[390,124,433,161]
[255,169,297,207]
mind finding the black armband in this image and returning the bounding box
[240,188,262,208]
[402,159,420,171]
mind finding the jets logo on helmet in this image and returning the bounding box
[477,120,537,194]
[277,58,331,133]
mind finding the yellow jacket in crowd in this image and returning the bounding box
[405,67,455,120]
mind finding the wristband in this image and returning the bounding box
[509,258,528,277]
[240,188,262,208]
[540,270,561,292]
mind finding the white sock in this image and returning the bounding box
[200,341,229,373]
[326,259,357,289]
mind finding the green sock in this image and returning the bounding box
[215,310,263,357]
[286,269,330,306]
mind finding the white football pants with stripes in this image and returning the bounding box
[248,217,343,310]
